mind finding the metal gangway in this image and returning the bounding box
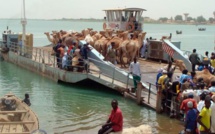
[163,39,192,71]
[79,40,150,90]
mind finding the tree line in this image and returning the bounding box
[158,15,214,23]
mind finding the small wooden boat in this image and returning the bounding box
[198,28,206,31]
[176,30,182,34]
[0,93,39,134]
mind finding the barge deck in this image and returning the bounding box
[0,42,182,111]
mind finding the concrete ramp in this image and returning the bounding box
[163,39,192,72]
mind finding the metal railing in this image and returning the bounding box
[3,41,132,88]
[145,82,157,104]
[88,57,131,86]
[144,81,182,116]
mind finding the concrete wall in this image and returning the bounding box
[2,52,88,83]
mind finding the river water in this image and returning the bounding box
[0,19,214,134]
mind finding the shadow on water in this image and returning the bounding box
[58,79,123,96]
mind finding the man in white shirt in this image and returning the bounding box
[140,38,148,58]
[209,81,215,94]
[62,52,68,69]
[129,57,141,93]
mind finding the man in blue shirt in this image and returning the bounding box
[185,101,197,134]
[179,69,189,84]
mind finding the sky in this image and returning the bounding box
[0,0,214,20]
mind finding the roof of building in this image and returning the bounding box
[103,8,147,12]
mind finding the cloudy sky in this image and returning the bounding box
[0,0,214,20]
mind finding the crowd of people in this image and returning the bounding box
[50,36,215,134]
[53,39,91,72]
[155,48,215,134]
[189,49,215,73]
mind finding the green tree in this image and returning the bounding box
[209,17,215,23]
[196,16,206,23]
[187,17,193,21]
[159,17,168,22]
[175,15,183,21]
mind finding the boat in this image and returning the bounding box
[0,93,39,134]
[176,30,182,34]
[103,8,146,32]
[198,28,206,31]
[0,5,192,118]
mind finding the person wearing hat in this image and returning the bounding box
[211,95,215,134]
[184,101,198,134]
[157,70,168,91]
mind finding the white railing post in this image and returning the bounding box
[48,51,50,65]
[99,71,101,78]
[43,50,45,63]
[126,73,130,89]
[35,48,37,61]
[39,49,41,63]
[53,54,56,67]
[112,67,115,84]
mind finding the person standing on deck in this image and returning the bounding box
[189,49,200,72]
[129,12,136,22]
[129,57,141,93]
[62,52,68,70]
[107,42,117,64]
[202,51,210,70]
[66,41,76,71]
[98,99,123,134]
[82,43,92,72]
[140,38,148,58]
[57,45,65,68]
[54,39,62,68]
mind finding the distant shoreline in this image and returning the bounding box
[0,18,214,25]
